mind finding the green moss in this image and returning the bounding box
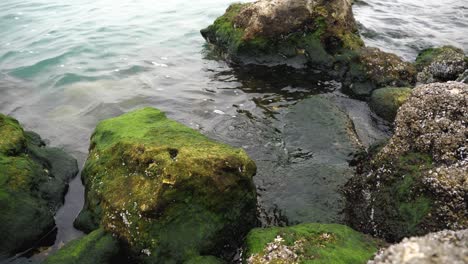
[201,3,248,54]
[370,87,412,122]
[0,114,78,257]
[77,107,257,263]
[0,114,25,155]
[43,229,120,264]
[245,223,381,264]
[184,256,225,264]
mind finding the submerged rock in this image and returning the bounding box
[201,0,363,68]
[0,114,78,258]
[256,95,362,225]
[344,48,416,97]
[369,87,412,122]
[75,107,257,263]
[369,229,468,264]
[344,82,468,242]
[415,46,468,84]
[244,223,382,264]
[43,229,120,264]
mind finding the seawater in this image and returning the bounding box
[0,0,466,261]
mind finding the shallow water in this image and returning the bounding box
[0,0,466,261]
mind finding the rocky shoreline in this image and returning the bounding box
[1,0,467,263]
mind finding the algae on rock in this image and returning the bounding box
[0,114,78,258]
[245,223,382,264]
[42,229,121,264]
[344,82,468,242]
[369,87,412,122]
[75,107,257,263]
[201,0,363,68]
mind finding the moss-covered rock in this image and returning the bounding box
[343,48,416,97]
[369,87,412,122]
[0,114,78,258]
[201,0,363,68]
[184,256,225,264]
[75,107,257,263]
[244,223,382,264]
[415,46,468,84]
[42,229,120,264]
[344,82,468,242]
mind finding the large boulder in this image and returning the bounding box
[0,114,78,258]
[344,48,416,97]
[74,108,257,263]
[42,229,121,264]
[344,82,468,242]
[415,46,468,84]
[201,0,363,68]
[244,223,383,264]
[369,87,412,122]
[369,229,468,264]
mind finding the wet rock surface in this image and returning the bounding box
[368,229,468,264]
[344,82,468,242]
[74,108,257,263]
[0,114,78,259]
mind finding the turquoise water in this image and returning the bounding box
[0,0,467,261]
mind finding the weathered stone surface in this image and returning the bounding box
[344,48,416,97]
[369,87,412,122]
[201,0,362,67]
[369,229,468,264]
[415,46,468,84]
[0,114,78,258]
[75,108,257,263]
[245,223,382,264]
[456,69,468,84]
[344,82,468,242]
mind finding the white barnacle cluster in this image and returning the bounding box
[369,229,468,264]
[247,235,304,264]
[141,248,151,256]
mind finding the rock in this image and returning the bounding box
[42,229,120,264]
[74,108,257,263]
[369,87,412,122]
[0,114,78,258]
[256,95,362,225]
[344,82,468,242]
[369,229,468,264]
[244,223,383,264]
[343,47,416,97]
[456,69,468,84]
[201,0,363,68]
[415,46,468,84]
